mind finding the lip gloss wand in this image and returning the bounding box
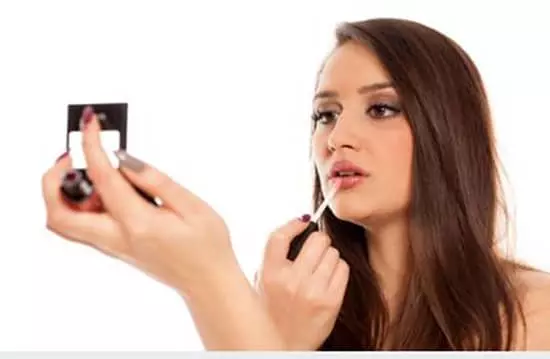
[286,183,339,261]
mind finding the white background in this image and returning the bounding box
[0,0,548,351]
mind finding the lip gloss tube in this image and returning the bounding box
[60,169,93,203]
[286,184,338,261]
[60,168,158,206]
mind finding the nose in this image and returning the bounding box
[326,113,360,152]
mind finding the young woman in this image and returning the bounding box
[41,18,550,350]
[254,18,550,350]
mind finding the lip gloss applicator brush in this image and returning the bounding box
[287,183,339,261]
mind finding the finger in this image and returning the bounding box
[42,153,124,254]
[292,231,331,279]
[310,246,340,290]
[263,216,310,268]
[57,166,103,212]
[47,211,124,256]
[328,260,350,301]
[42,152,102,212]
[42,151,73,212]
[63,191,104,212]
[80,108,151,221]
[113,150,207,216]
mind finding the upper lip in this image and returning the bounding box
[327,160,369,179]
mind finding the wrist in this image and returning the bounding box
[181,255,243,300]
[175,252,242,300]
[177,258,286,350]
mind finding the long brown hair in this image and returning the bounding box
[313,18,526,350]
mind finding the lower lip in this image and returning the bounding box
[330,176,366,189]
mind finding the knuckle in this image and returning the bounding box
[283,281,299,297]
[143,169,169,189]
[336,260,351,282]
[339,258,350,272]
[326,246,339,259]
[258,266,276,285]
[317,288,341,308]
[46,210,64,230]
[41,170,57,195]
[304,233,331,255]
[301,288,330,308]
[300,286,317,301]
[309,232,331,248]
[262,273,277,289]
[262,269,286,289]
[125,219,151,239]
[268,219,299,245]
[325,295,342,309]
[267,229,286,245]
[260,272,274,287]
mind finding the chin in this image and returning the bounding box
[327,194,374,224]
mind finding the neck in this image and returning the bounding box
[361,214,410,315]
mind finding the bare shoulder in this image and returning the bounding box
[513,267,550,350]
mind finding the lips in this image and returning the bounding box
[327,160,369,190]
[328,160,368,179]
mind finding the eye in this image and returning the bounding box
[366,103,401,119]
[311,110,339,125]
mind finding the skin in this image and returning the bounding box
[40,44,549,350]
[255,218,349,350]
[312,41,413,307]
[257,40,550,350]
[42,112,287,350]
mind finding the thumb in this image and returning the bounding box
[264,215,312,268]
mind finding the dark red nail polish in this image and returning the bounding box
[65,171,77,181]
[299,214,311,222]
[55,151,68,162]
[80,106,94,130]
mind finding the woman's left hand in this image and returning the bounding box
[41,110,236,295]
[41,108,290,350]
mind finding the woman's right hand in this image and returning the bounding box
[254,217,350,350]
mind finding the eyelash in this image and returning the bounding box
[311,103,401,124]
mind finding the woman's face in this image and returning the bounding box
[312,40,414,226]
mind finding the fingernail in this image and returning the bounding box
[114,150,145,172]
[55,151,69,163]
[299,214,311,222]
[79,106,94,131]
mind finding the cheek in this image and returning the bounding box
[369,123,413,201]
[311,127,328,161]
[382,132,413,200]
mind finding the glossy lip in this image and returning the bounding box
[327,159,370,180]
[330,175,365,190]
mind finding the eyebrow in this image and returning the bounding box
[313,81,394,101]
